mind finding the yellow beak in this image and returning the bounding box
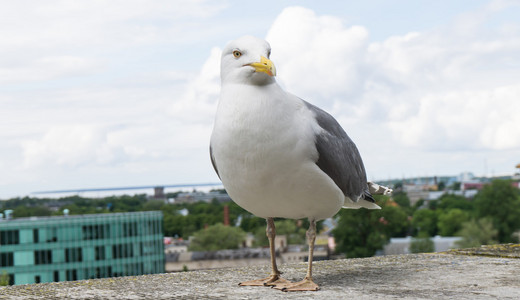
[247,56,276,77]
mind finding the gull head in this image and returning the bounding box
[220,36,276,86]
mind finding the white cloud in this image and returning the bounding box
[0,0,227,47]
[389,84,520,151]
[2,1,520,198]
[0,56,103,84]
[266,7,369,105]
[169,47,221,124]
[0,0,227,84]
[22,125,126,168]
[262,5,520,155]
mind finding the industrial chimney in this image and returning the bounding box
[223,205,230,226]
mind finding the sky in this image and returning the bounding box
[1,0,520,199]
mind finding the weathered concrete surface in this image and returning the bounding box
[2,247,520,299]
[444,243,520,258]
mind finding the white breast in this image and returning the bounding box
[211,83,344,220]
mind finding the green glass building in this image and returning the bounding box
[0,211,164,285]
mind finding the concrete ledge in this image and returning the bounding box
[444,243,520,258]
[2,247,520,299]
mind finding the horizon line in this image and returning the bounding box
[32,183,223,195]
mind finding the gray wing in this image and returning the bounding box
[303,100,374,203]
[209,144,220,179]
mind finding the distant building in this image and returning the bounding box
[453,189,479,198]
[172,191,231,204]
[461,182,486,190]
[164,244,329,272]
[383,236,462,255]
[164,234,332,272]
[152,187,166,199]
[164,237,189,255]
[0,211,164,285]
[403,184,430,206]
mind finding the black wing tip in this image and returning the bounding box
[363,190,376,203]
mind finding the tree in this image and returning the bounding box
[410,232,435,253]
[451,182,461,190]
[253,219,307,247]
[455,218,498,248]
[437,181,446,191]
[0,271,9,286]
[474,180,520,243]
[110,194,148,212]
[189,223,246,251]
[412,209,437,236]
[163,214,188,238]
[437,208,470,236]
[393,182,403,190]
[413,199,425,211]
[333,197,409,258]
[437,194,474,212]
[12,206,52,218]
[141,199,165,211]
[238,214,265,233]
[392,192,411,209]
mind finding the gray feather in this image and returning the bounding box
[303,100,374,203]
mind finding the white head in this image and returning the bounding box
[220,36,277,86]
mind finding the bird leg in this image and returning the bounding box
[239,217,292,287]
[274,219,320,292]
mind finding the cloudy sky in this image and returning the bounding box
[1,0,520,199]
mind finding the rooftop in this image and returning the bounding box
[0,211,162,225]
[1,244,519,299]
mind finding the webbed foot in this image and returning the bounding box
[272,277,320,292]
[239,274,292,287]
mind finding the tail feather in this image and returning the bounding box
[342,182,392,210]
[368,182,393,195]
[343,191,381,210]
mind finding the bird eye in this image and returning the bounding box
[267,50,271,58]
[232,50,242,58]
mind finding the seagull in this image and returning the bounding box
[210,36,392,292]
